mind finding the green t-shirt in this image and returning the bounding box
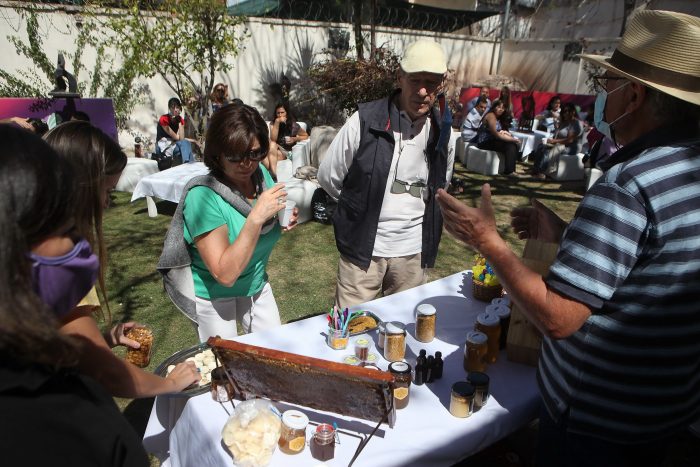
[182,168,281,299]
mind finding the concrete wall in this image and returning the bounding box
[0,3,614,148]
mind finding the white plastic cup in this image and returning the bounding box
[278,200,296,227]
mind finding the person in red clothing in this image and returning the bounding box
[157,97,195,163]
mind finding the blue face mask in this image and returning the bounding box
[30,238,99,319]
[594,81,630,140]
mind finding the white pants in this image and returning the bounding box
[194,282,281,342]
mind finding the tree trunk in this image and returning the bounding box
[353,0,364,61]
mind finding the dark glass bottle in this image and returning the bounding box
[426,355,435,383]
[415,356,425,385]
[433,351,444,379]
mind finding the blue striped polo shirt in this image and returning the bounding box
[538,124,700,443]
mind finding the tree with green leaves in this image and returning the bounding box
[97,0,249,139]
[0,4,146,130]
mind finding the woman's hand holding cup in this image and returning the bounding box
[250,183,286,225]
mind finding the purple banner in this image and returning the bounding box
[0,97,118,140]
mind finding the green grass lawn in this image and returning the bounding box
[102,160,585,442]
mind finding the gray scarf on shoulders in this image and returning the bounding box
[157,169,275,322]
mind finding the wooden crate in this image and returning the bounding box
[506,239,560,367]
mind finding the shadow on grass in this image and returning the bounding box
[133,200,178,217]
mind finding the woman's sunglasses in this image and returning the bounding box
[224,148,268,163]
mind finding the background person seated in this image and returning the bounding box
[530,102,583,179]
[535,95,562,132]
[461,96,488,142]
[466,86,491,114]
[471,99,520,176]
[210,83,230,114]
[498,86,514,129]
[157,97,195,163]
[269,102,309,152]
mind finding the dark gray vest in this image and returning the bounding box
[332,91,448,269]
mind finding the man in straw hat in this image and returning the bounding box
[435,10,700,466]
[318,40,453,307]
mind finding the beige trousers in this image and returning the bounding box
[335,253,426,308]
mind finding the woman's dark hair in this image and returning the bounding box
[270,102,296,125]
[204,103,270,180]
[547,95,562,110]
[168,97,182,110]
[487,99,504,115]
[0,124,80,367]
[44,121,127,320]
[561,102,577,118]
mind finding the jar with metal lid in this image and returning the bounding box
[466,371,490,409]
[383,322,406,362]
[487,304,511,349]
[464,331,488,372]
[474,311,501,363]
[310,423,335,461]
[377,321,386,350]
[389,361,412,410]
[414,304,437,343]
[449,381,475,417]
[210,367,234,402]
[278,410,309,455]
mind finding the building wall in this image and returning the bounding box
[0,3,626,147]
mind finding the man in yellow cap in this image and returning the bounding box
[319,40,453,307]
[436,10,700,466]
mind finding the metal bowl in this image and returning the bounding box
[348,310,382,336]
[153,342,214,397]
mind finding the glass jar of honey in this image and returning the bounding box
[466,371,490,410]
[310,423,335,461]
[464,331,488,373]
[278,410,308,455]
[414,304,437,343]
[487,304,511,349]
[474,311,501,364]
[449,381,475,418]
[383,322,406,362]
[389,361,412,410]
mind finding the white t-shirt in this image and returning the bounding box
[318,107,453,259]
[373,111,430,257]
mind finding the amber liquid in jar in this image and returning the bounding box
[475,312,501,364]
[278,410,308,455]
[389,361,412,410]
[464,331,488,373]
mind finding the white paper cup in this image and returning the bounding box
[278,200,296,227]
[284,136,293,145]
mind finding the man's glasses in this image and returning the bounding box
[591,75,627,93]
[224,148,268,163]
[390,178,426,198]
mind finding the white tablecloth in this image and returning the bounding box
[511,131,547,161]
[131,162,209,203]
[116,157,159,193]
[143,271,539,467]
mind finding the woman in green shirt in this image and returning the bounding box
[183,104,298,341]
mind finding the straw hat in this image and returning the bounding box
[580,10,700,106]
[400,40,447,75]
